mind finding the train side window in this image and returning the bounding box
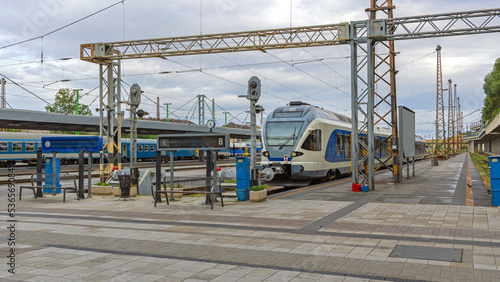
[335,133,343,153]
[138,145,143,152]
[301,129,321,151]
[26,142,35,151]
[344,135,350,159]
[150,145,154,151]
[12,142,22,151]
[123,144,127,151]
[0,142,7,151]
[144,145,149,152]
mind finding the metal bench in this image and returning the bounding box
[19,173,79,203]
[154,178,224,210]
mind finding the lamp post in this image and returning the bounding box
[75,89,84,135]
[164,103,171,122]
[75,89,84,115]
[223,111,229,127]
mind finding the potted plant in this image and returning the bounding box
[92,182,112,195]
[163,183,184,199]
[249,185,268,202]
[112,182,138,197]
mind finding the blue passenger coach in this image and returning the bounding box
[0,132,227,166]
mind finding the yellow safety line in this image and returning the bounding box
[466,155,474,206]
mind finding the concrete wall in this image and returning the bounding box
[468,140,485,153]
[484,136,500,155]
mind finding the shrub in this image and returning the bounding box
[251,185,268,191]
[164,183,183,188]
[94,182,110,186]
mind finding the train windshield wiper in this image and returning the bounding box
[279,128,296,150]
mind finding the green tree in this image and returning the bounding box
[482,58,500,122]
[45,88,92,115]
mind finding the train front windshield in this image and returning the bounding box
[265,121,303,147]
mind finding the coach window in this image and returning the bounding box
[144,145,149,152]
[150,145,154,151]
[138,145,143,152]
[0,142,7,151]
[301,129,321,151]
[26,142,35,151]
[344,135,350,159]
[12,142,22,151]
[335,133,344,153]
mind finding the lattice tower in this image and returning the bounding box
[447,79,452,153]
[452,84,457,153]
[435,45,446,154]
[367,0,400,182]
[1,78,5,108]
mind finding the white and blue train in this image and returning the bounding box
[258,101,426,187]
[0,132,230,167]
[229,141,262,157]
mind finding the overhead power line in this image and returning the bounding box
[0,72,52,105]
[0,0,125,50]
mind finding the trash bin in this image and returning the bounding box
[118,175,131,197]
[489,156,500,206]
[431,156,438,166]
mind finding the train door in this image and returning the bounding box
[123,144,128,158]
[343,135,350,159]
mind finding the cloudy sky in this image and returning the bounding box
[0,0,499,139]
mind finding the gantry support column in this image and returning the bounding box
[98,60,122,182]
[351,0,398,190]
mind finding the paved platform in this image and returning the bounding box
[1,153,500,281]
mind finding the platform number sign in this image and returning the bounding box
[157,133,229,151]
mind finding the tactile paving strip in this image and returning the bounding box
[298,194,383,234]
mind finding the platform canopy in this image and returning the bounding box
[0,108,251,138]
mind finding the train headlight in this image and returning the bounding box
[291,151,303,157]
[262,151,270,157]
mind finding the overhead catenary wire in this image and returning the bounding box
[266,52,350,98]
[0,72,52,106]
[215,54,303,102]
[0,0,125,50]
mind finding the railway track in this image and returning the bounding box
[0,159,237,184]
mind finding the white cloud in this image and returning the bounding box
[0,0,498,136]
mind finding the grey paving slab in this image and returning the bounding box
[389,245,463,262]
[1,153,499,281]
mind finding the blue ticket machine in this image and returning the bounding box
[44,157,61,193]
[489,156,500,206]
[236,157,250,201]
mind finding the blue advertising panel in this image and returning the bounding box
[42,136,103,152]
